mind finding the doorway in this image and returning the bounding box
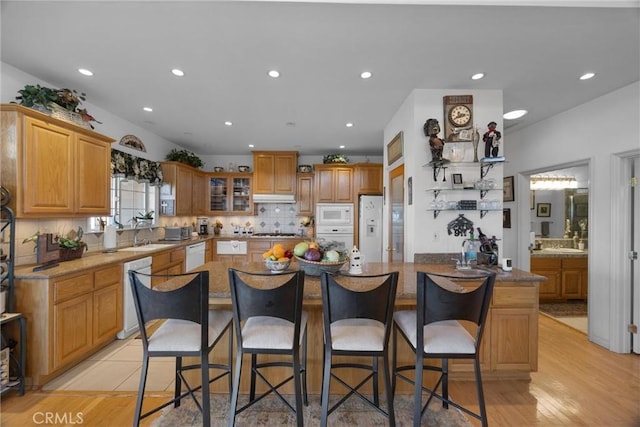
[388,165,404,263]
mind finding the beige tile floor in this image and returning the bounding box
[42,337,176,392]
[555,316,588,334]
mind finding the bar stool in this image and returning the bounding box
[227,268,307,427]
[320,271,399,427]
[392,270,495,427]
[128,270,233,427]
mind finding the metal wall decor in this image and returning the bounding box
[119,134,146,152]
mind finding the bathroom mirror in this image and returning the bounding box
[565,188,588,238]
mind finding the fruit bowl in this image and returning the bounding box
[294,255,348,276]
[265,259,291,273]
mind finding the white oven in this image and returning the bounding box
[315,203,354,252]
[315,203,354,227]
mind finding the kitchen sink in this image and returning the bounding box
[118,243,176,252]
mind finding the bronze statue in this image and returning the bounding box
[424,118,446,164]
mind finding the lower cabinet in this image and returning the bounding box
[15,264,123,386]
[531,256,587,301]
[151,247,185,287]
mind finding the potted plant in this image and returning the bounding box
[165,149,204,169]
[56,227,88,261]
[214,220,223,235]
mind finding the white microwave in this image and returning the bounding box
[315,203,354,227]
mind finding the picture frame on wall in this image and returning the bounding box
[503,176,515,202]
[387,131,403,165]
[537,202,551,217]
[503,208,511,228]
[530,190,535,210]
[452,173,463,189]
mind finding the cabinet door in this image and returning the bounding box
[356,164,383,194]
[273,153,297,194]
[333,167,354,202]
[231,175,253,214]
[191,171,207,215]
[176,167,193,215]
[209,176,229,212]
[531,258,562,301]
[296,174,314,215]
[490,308,537,372]
[75,133,111,214]
[54,293,93,370]
[315,168,335,203]
[562,257,588,299]
[253,151,297,194]
[22,116,75,214]
[93,284,121,346]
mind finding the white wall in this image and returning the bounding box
[383,89,503,262]
[504,81,640,352]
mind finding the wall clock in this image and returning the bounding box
[443,95,474,142]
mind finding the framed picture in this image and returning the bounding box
[537,203,551,217]
[452,173,463,189]
[387,131,403,165]
[530,190,535,210]
[576,202,588,217]
[503,176,514,202]
[407,176,413,205]
[503,208,511,228]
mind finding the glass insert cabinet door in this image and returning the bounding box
[231,177,251,212]
[210,177,228,212]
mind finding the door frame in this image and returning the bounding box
[387,164,404,263]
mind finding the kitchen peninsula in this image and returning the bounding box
[182,261,544,395]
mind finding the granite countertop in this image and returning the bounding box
[14,236,215,279]
[530,248,588,258]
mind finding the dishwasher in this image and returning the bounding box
[118,256,152,339]
[185,241,206,271]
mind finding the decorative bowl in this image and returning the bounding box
[213,167,224,172]
[238,165,251,172]
[294,255,348,276]
[298,164,313,173]
[265,259,291,273]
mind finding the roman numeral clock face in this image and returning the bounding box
[443,95,474,142]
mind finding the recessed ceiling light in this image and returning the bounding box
[268,70,280,78]
[224,121,233,126]
[78,68,93,76]
[346,122,354,128]
[503,109,528,120]
[249,144,254,148]
[471,73,484,80]
[579,72,595,80]
[339,145,345,149]
[360,71,372,79]
[143,107,153,112]
[171,68,185,77]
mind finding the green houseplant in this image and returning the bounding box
[165,149,204,169]
[56,227,88,261]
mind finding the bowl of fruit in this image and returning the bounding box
[263,243,293,273]
[292,241,348,276]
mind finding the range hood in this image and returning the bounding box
[252,194,296,204]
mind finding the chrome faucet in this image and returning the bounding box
[133,219,152,246]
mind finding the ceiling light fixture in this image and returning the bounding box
[171,68,185,77]
[346,122,354,128]
[339,145,345,149]
[248,144,254,148]
[360,71,372,79]
[579,72,595,80]
[471,73,484,80]
[143,107,153,112]
[268,70,280,78]
[78,68,93,76]
[530,176,578,190]
[224,121,233,126]
[503,109,528,120]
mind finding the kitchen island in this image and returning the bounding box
[180,261,544,395]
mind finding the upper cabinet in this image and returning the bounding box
[1,104,114,218]
[354,163,383,195]
[296,173,314,216]
[253,151,298,194]
[314,164,354,203]
[209,173,253,215]
[161,161,208,216]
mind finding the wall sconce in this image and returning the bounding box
[530,176,578,190]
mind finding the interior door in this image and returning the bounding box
[387,165,404,263]
[632,157,639,354]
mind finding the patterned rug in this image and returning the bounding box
[152,394,472,426]
[539,301,587,317]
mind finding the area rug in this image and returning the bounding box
[539,301,587,317]
[152,394,472,426]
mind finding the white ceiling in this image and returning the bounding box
[1,1,638,156]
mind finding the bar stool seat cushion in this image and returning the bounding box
[148,310,233,352]
[242,312,308,349]
[330,318,385,351]
[394,311,475,354]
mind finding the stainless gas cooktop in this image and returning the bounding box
[250,233,299,238]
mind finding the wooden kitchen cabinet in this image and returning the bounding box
[354,163,383,195]
[161,161,203,216]
[191,170,207,216]
[314,164,354,203]
[151,247,185,286]
[14,263,123,386]
[1,104,114,218]
[296,173,314,216]
[531,256,587,301]
[209,173,253,215]
[253,151,298,195]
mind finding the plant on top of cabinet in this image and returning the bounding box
[164,149,204,169]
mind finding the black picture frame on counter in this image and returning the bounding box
[537,203,551,217]
[503,208,511,228]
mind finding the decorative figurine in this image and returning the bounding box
[564,218,571,238]
[472,126,480,162]
[424,118,448,164]
[483,121,502,158]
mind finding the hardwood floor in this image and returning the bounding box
[1,315,639,426]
